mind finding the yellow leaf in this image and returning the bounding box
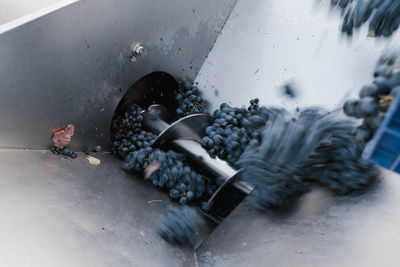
[86,156,101,166]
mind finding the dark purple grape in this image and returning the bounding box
[62,147,70,156]
[359,97,379,117]
[343,99,363,118]
[159,205,205,246]
[359,84,379,98]
[335,0,400,38]
[374,77,391,95]
[355,125,372,144]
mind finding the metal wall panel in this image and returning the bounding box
[0,0,237,150]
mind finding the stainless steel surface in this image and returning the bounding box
[147,104,170,122]
[142,111,171,135]
[153,114,213,146]
[231,180,254,195]
[208,170,255,203]
[0,0,237,151]
[197,172,400,267]
[0,149,195,267]
[172,139,238,181]
[142,112,254,195]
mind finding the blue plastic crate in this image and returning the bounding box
[363,92,400,173]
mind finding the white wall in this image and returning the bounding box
[196,0,400,112]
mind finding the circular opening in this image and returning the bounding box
[113,71,179,121]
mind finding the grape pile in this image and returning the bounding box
[111,79,380,246]
[123,148,215,205]
[159,205,205,246]
[175,82,208,118]
[110,85,250,246]
[111,104,157,158]
[201,99,271,166]
[332,0,400,37]
[344,51,400,144]
[238,107,379,211]
[111,85,217,207]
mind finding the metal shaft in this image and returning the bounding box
[142,111,254,195]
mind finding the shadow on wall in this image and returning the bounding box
[112,71,179,129]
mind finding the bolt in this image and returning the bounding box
[132,43,145,55]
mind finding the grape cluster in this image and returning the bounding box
[301,109,379,193]
[238,109,315,211]
[159,205,205,246]
[238,108,379,211]
[110,81,380,247]
[111,104,157,158]
[123,148,217,205]
[175,82,208,118]
[111,100,217,206]
[50,146,77,159]
[344,51,400,144]
[201,99,271,165]
[333,0,400,37]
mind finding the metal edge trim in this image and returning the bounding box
[0,0,79,35]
